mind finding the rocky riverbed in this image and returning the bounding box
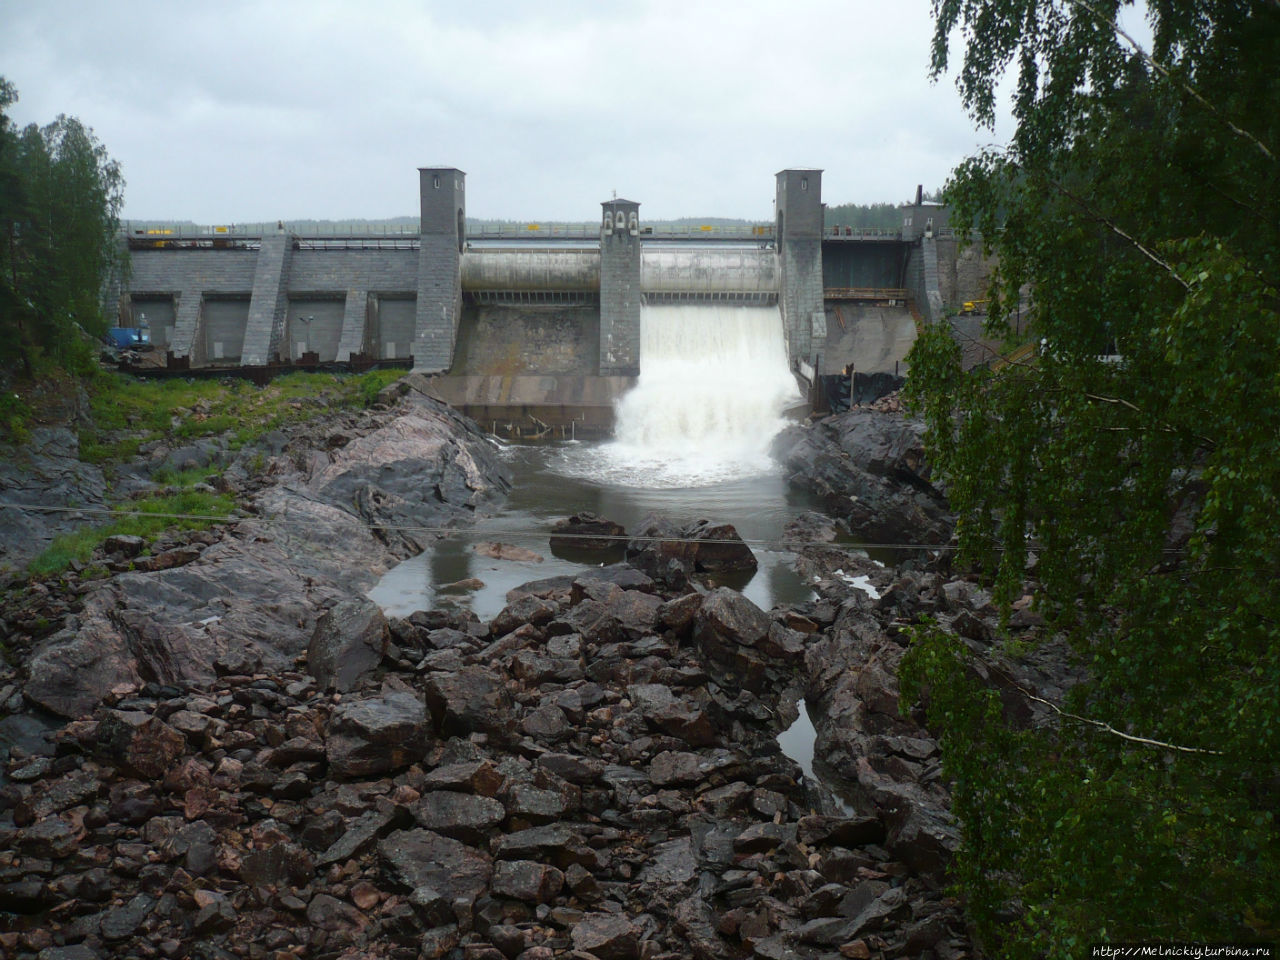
[0,384,1064,959]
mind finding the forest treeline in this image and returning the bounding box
[0,78,124,378]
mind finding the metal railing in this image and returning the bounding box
[824,287,909,301]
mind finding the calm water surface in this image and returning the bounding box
[369,441,823,621]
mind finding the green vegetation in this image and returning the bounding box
[901,0,1279,954]
[0,77,126,377]
[27,489,237,578]
[25,367,405,577]
[78,367,404,466]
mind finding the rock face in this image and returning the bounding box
[20,383,511,719]
[771,409,953,545]
[0,383,107,575]
[325,687,430,778]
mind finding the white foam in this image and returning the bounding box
[560,303,799,488]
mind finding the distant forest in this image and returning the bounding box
[127,193,945,235]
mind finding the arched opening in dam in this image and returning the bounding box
[370,300,815,618]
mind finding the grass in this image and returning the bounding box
[80,368,405,462]
[27,489,238,578]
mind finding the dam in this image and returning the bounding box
[116,168,990,433]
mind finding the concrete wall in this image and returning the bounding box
[776,169,826,366]
[119,168,992,376]
[285,297,345,362]
[413,168,465,372]
[373,297,416,361]
[935,237,995,308]
[127,296,176,353]
[452,304,600,376]
[462,249,600,293]
[129,250,258,294]
[288,250,418,292]
[202,299,250,364]
[822,241,905,289]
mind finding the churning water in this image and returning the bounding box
[558,304,801,487]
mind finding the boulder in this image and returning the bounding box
[378,828,492,906]
[625,514,756,585]
[307,598,389,692]
[549,512,627,551]
[423,665,513,738]
[571,913,644,960]
[491,859,565,903]
[409,791,505,843]
[771,410,953,545]
[96,710,186,779]
[325,689,430,778]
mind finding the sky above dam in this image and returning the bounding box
[0,0,1059,224]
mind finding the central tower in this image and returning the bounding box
[598,198,641,377]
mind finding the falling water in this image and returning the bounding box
[562,303,800,487]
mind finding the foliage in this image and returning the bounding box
[0,389,32,444]
[27,489,236,577]
[824,201,903,231]
[0,78,126,375]
[902,0,1280,953]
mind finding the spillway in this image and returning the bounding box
[560,303,800,487]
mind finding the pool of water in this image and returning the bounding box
[369,441,824,622]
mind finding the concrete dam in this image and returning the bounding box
[118,168,989,433]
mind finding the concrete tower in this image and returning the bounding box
[598,198,641,376]
[413,167,466,372]
[776,169,826,368]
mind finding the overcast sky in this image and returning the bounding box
[0,0,1019,224]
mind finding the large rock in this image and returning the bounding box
[423,665,513,737]
[307,599,390,692]
[19,387,511,719]
[549,512,627,551]
[628,683,718,746]
[771,410,953,545]
[571,913,644,960]
[625,513,756,585]
[95,710,186,779]
[692,587,774,692]
[0,418,108,574]
[325,688,430,778]
[377,828,492,906]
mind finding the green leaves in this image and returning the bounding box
[904,0,1280,954]
[0,79,126,374]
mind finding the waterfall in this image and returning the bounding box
[566,303,800,487]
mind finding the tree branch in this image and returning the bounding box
[1048,178,1191,291]
[1071,0,1277,163]
[987,662,1223,755]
